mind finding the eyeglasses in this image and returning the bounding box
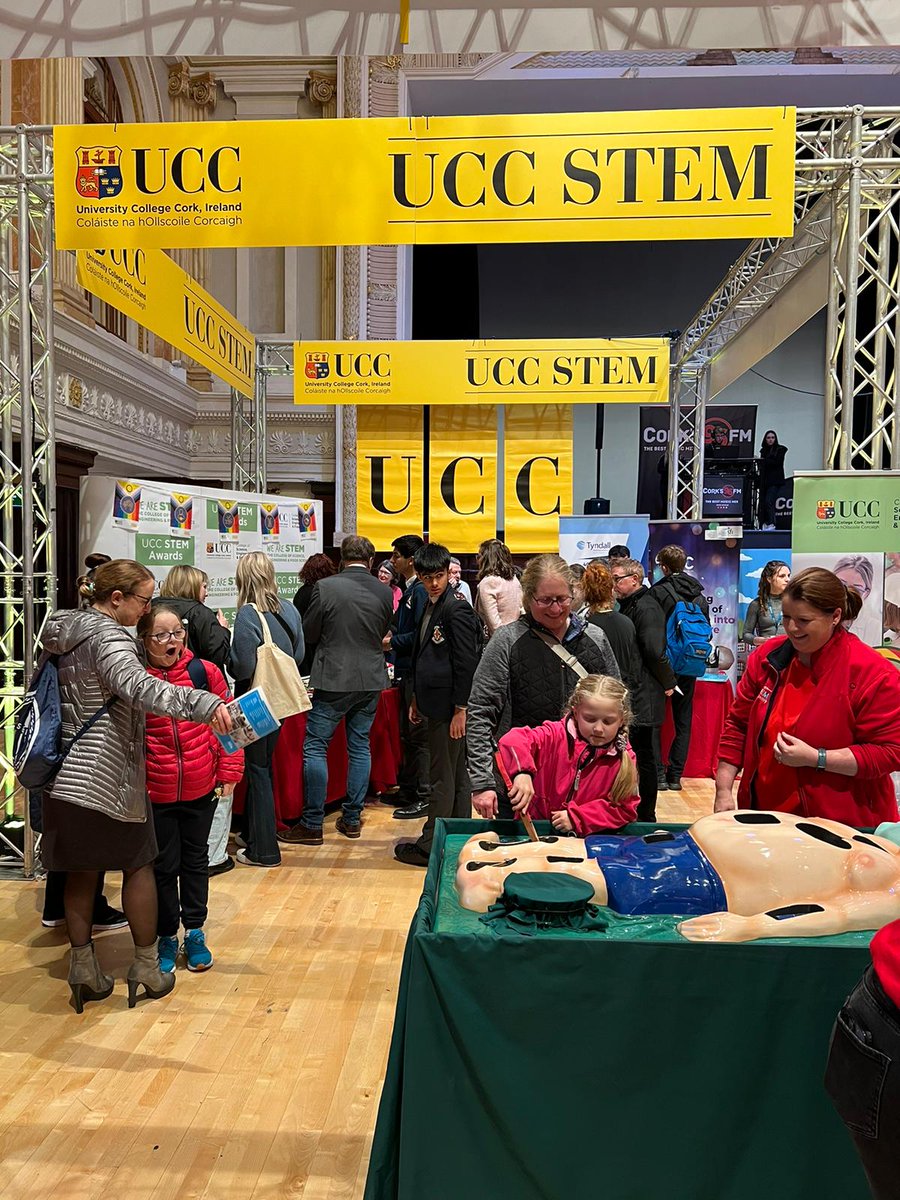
[532,595,572,608]
[126,591,155,609]
[148,629,187,644]
[611,573,635,583]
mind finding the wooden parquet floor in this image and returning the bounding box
[0,781,713,1200]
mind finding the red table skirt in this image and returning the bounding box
[234,687,402,826]
[661,679,734,779]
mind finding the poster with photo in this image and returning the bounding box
[791,551,886,648]
[737,546,792,677]
[112,479,141,528]
[648,521,741,685]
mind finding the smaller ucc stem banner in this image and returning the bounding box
[429,406,497,552]
[504,405,573,554]
[356,405,425,547]
[296,338,669,406]
[76,247,255,397]
[54,107,795,250]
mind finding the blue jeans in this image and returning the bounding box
[302,690,381,828]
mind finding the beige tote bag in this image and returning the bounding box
[250,604,312,720]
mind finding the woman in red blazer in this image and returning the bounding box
[716,567,900,828]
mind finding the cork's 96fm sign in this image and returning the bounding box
[54,107,796,251]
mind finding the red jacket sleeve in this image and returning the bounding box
[568,748,640,835]
[498,721,557,779]
[204,661,245,784]
[717,644,769,766]
[849,660,900,779]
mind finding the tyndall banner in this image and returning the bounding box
[55,107,795,250]
[296,338,669,406]
[793,472,900,553]
[76,247,255,396]
[429,407,498,552]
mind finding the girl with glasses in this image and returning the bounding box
[39,559,233,1012]
[137,605,244,976]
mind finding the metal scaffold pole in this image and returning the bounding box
[0,125,55,875]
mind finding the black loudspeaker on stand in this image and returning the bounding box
[584,497,611,515]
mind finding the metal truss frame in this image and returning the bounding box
[669,106,900,519]
[0,125,55,876]
[229,339,290,493]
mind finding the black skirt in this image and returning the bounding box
[41,791,157,872]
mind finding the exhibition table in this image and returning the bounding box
[234,686,402,825]
[364,818,871,1200]
[661,677,734,778]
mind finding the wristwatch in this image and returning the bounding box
[816,748,827,772]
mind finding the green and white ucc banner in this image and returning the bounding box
[792,472,900,553]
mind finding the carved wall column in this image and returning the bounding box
[306,71,338,341]
[167,62,218,391]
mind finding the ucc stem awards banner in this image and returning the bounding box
[429,407,497,553]
[356,406,425,547]
[55,107,795,251]
[79,477,323,622]
[504,406,573,554]
[76,247,255,397]
[295,338,668,406]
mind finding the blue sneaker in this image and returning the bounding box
[183,928,213,972]
[157,935,179,974]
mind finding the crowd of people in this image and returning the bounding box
[35,536,900,1038]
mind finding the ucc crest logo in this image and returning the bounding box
[75,146,124,200]
[305,352,329,380]
[817,499,835,520]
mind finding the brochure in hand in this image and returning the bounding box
[215,686,281,754]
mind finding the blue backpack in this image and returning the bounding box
[665,600,713,678]
[13,649,115,791]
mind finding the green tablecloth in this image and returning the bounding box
[364,819,871,1200]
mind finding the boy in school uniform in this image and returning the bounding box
[394,542,482,868]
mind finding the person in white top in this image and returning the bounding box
[475,539,523,635]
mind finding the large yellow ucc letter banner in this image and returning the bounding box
[504,406,573,553]
[356,407,424,546]
[429,407,497,552]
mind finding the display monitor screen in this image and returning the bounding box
[702,474,744,518]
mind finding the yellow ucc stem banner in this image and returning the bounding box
[76,248,255,397]
[429,407,498,553]
[504,405,573,554]
[356,405,425,547]
[295,338,669,405]
[54,107,795,250]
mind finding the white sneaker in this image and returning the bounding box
[236,848,280,869]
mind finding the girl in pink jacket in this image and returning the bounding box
[498,675,639,835]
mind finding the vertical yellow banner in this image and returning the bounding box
[356,406,425,547]
[503,405,573,553]
[429,406,498,552]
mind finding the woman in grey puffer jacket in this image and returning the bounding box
[41,559,232,1013]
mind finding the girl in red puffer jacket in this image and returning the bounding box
[498,674,639,835]
[138,604,244,974]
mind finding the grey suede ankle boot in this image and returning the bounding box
[68,941,114,1014]
[126,942,176,1008]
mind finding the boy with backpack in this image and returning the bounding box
[650,544,713,791]
[394,542,483,867]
